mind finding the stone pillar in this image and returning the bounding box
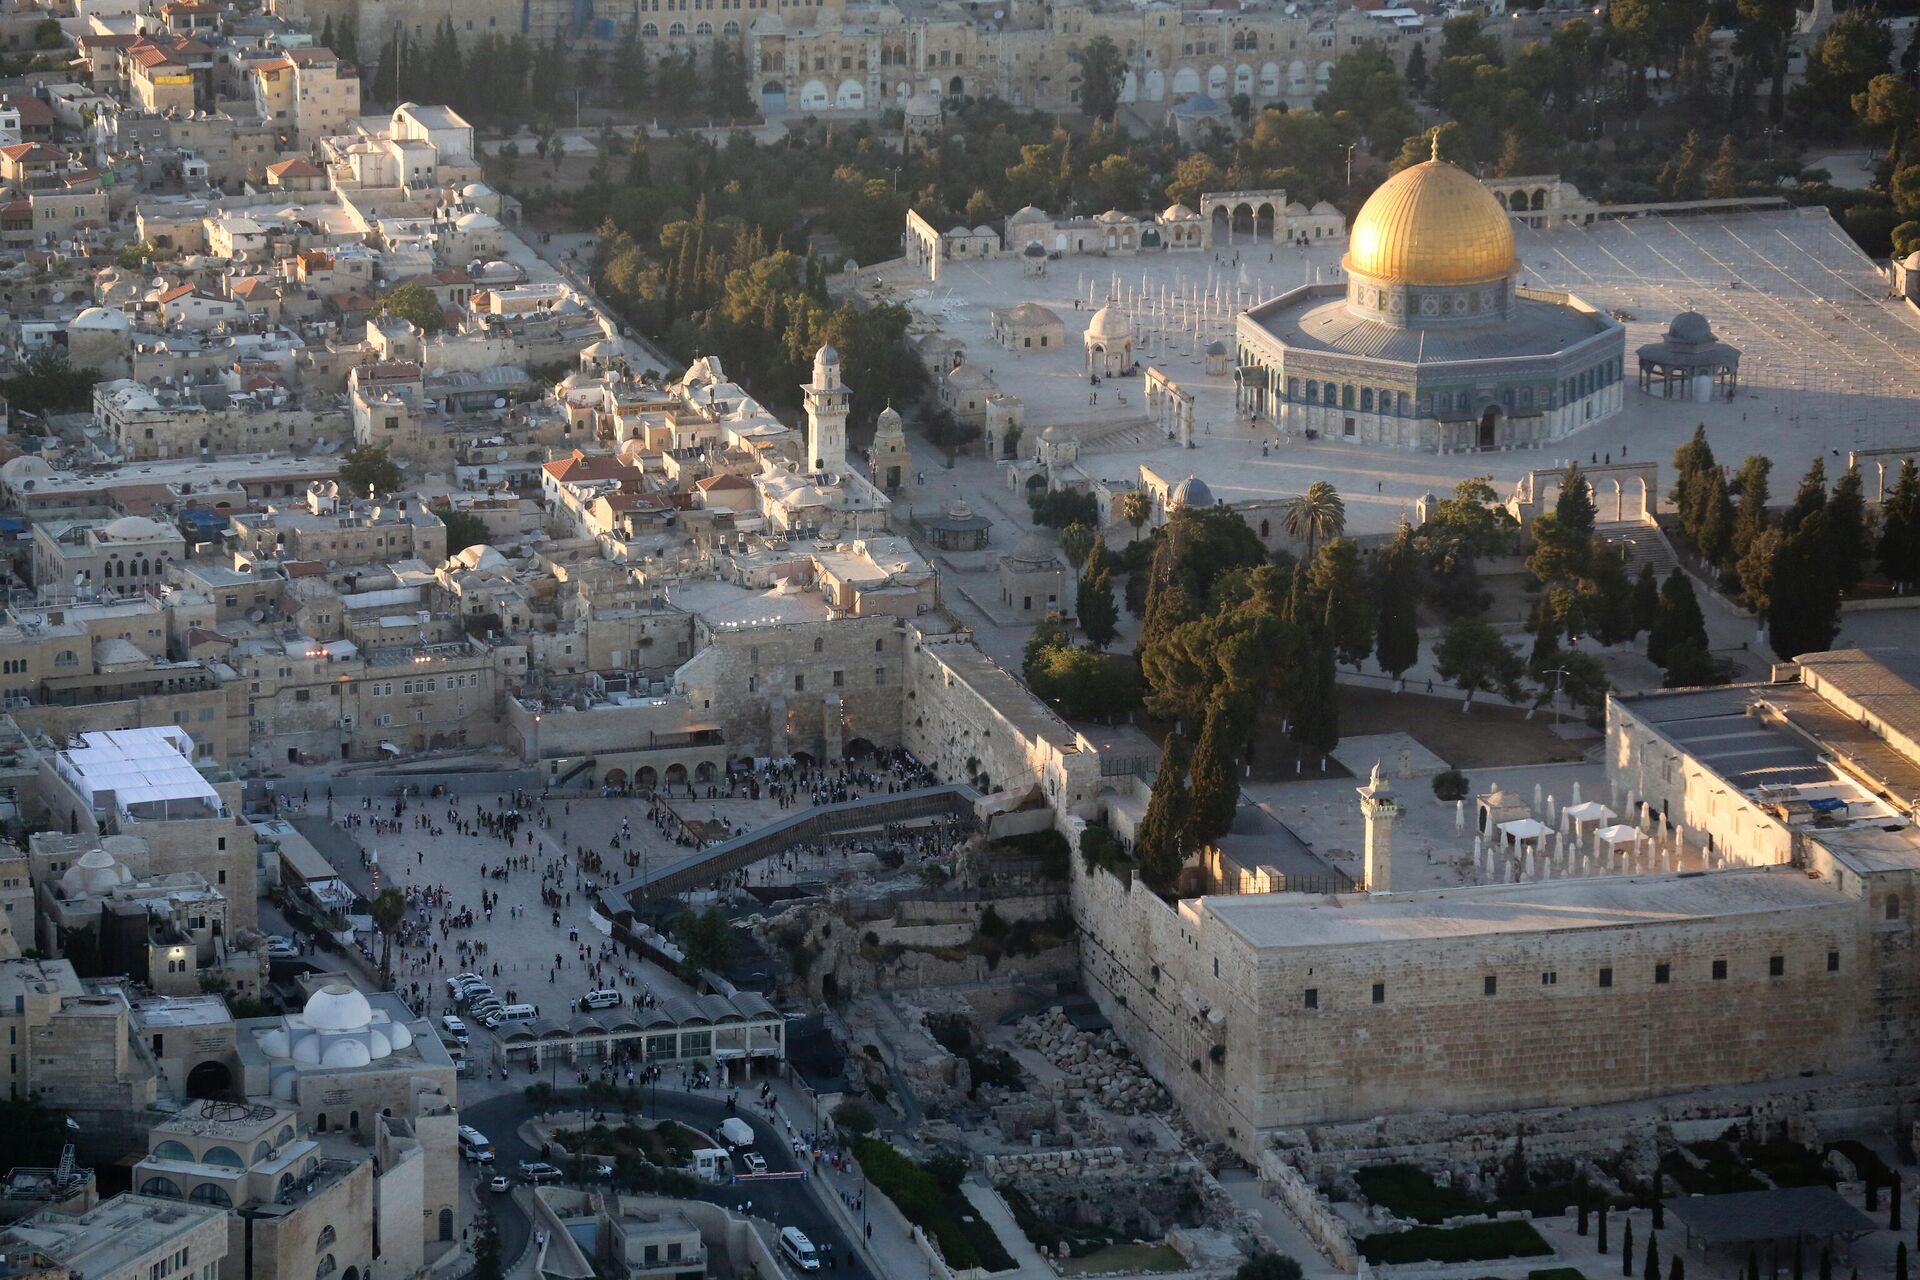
[1357,763,1400,893]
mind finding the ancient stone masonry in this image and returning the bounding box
[1016,1006,1171,1116]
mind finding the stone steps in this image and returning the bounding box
[1595,520,1679,580]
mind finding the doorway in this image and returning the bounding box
[1478,406,1501,450]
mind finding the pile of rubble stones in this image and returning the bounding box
[1017,1007,1170,1115]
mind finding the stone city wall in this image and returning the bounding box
[1256,1151,1357,1272]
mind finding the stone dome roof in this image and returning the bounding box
[462,181,497,200]
[1,455,54,483]
[1161,203,1197,220]
[61,846,132,898]
[1169,475,1213,508]
[1008,205,1050,225]
[1005,530,1061,568]
[452,544,510,574]
[455,211,499,231]
[905,91,941,116]
[71,306,131,331]
[1344,149,1516,288]
[1204,339,1228,356]
[875,405,903,431]
[1667,311,1714,343]
[1021,241,1048,257]
[1904,251,1920,271]
[102,515,168,540]
[303,983,373,1032]
[1086,303,1129,339]
[1004,302,1060,324]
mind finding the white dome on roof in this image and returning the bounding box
[61,846,133,898]
[102,515,168,539]
[1,455,54,483]
[452,544,510,574]
[320,1038,373,1069]
[71,306,131,331]
[462,181,497,200]
[303,983,373,1032]
[1008,205,1049,224]
[455,211,499,231]
[1087,303,1129,339]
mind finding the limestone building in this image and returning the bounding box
[0,1194,229,1280]
[1235,144,1626,451]
[1072,648,1920,1160]
[997,532,1065,617]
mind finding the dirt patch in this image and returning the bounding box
[1331,687,1587,770]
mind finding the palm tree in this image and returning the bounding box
[370,887,407,990]
[1121,490,1154,542]
[1284,481,1347,559]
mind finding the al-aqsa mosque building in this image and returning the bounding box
[1235,142,1627,452]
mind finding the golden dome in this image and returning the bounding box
[1343,153,1516,288]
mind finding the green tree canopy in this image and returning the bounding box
[340,444,403,497]
[372,283,448,332]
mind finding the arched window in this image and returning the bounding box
[723,19,739,33]
[278,1126,296,1147]
[668,21,685,35]
[202,1146,244,1167]
[696,20,712,34]
[54,650,77,668]
[317,1227,337,1252]
[153,1140,193,1161]
[141,1176,184,1199]
[813,637,824,653]
[642,21,658,34]
[190,1183,232,1208]
[316,1255,337,1280]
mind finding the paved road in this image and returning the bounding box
[462,1086,873,1280]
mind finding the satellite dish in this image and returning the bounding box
[494,398,507,409]
[51,291,63,303]
[496,449,508,462]
[248,608,266,622]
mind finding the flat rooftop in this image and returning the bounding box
[1246,286,1616,364]
[1200,865,1842,950]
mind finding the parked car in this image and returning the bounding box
[264,936,298,958]
[488,1175,510,1194]
[741,1152,768,1175]
[441,1015,469,1043]
[516,1161,563,1185]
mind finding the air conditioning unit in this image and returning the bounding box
[338,716,353,730]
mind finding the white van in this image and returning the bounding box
[779,1227,821,1272]
[458,1126,494,1164]
[717,1116,754,1148]
[484,1003,537,1029]
[580,989,623,1010]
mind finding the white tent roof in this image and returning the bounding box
[55,727,222,819]
[1565,801,1615,824]
[1499,818,1549,840]
[1595,824,1641,846]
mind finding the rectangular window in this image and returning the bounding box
[1655,963,1670,984]
[1598,966,1613,988]
[794,674,804,692]
[1712,959,1727,980]
[1302,988,1317,1009]
[833,670,844,688]
[1769,955,1785,977]
[1371,982,1385,1004]
[1483,975,1497,997]
[1828,950,1841,972]
[1541,971,1557,986]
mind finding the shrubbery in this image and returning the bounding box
[1432,769,1470,802]
[854,1139,1016,1272]
[1358,1221,1552,1265]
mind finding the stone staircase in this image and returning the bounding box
[1595,519,1679,580]
[1076,416,1157,454]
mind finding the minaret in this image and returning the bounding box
[803,344,849,476]
[868,404,907,491]
[1357,762,1400,893]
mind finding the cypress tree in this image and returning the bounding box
[1670,1258,1685,1280]
[1598,1203,1609,1254]
[1671,425,1715,542]
[1135,736,1191,894]
[1900,1242,1910,1280]
[1820,1248,1833,1280]
[1794,1236,1805,1280]
[1557,462,1597,532]
[1578,1199,1590,1236]
[1653,1170,1665,1228]
[1897,1172,1907,1231]
[1731,455,1773,563]
[1878,458,1920,589]
[1622,1220,1635,1277]
[1372,521,1422,683]
[1746,1250,1758,1280]
[1181,695,1241,852]
[1782,456,1828,536]
[1827,466,1869,593]
[1768,511,1843,660]
[1644,1229,1659,1280]
[1648,569,1708,670]
[1631,562,1659,637]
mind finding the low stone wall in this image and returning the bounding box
[1256,1150,1357,1272]
[984,1147,1206,1241]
